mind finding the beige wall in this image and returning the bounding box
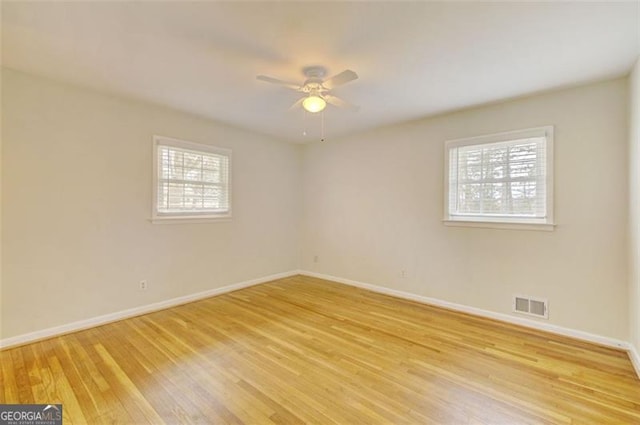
[630,58,640,352]
[1,69,301,338]
[1,69,633,344]
[302,78,629,340]
[0,70,3,340]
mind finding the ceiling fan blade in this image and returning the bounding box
[289,97,304,111]
[256,75,301,90]
[323,70,358,90]
[325,94,359,111]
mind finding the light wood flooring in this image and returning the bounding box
[1,275,639,424]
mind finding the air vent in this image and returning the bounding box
[513,295,548,319]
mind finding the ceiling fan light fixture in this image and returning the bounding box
[302,95,326,113]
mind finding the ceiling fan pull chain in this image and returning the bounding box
[321,111,325,142]
[303,110,307,137]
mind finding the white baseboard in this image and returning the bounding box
[5,269,638,380]
[0,270,298,350]
[628,343,640,379]
[299,270,629,350]
[301,270,640,379]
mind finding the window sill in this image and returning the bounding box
[151,215,232,224]
[443,219,555,232]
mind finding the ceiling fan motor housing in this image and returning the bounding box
[303,66,327,79]
[302,66,328,94]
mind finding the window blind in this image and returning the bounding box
[448,135,547,219]
[156,144,230,215]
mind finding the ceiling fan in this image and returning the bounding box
[257,66,358,113]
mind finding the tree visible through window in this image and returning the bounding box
[153,136,231,220]
[445,127,553,227]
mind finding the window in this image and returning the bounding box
[444,126,554,230]
[152,136,231,223]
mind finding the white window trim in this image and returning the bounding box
[443,126,555,231]
[151,135,232,224]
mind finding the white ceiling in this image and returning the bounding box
[2,2,639,143]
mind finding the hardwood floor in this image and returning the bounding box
[1,275,639,424]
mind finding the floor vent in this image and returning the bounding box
[513,295,548,319]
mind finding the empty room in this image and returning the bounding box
[2,1,640,424]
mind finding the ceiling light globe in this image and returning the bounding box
[302,95,327,113]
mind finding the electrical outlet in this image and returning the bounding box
[401,270,407,278]
[139,280,148,290]
[313,255,319,263]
